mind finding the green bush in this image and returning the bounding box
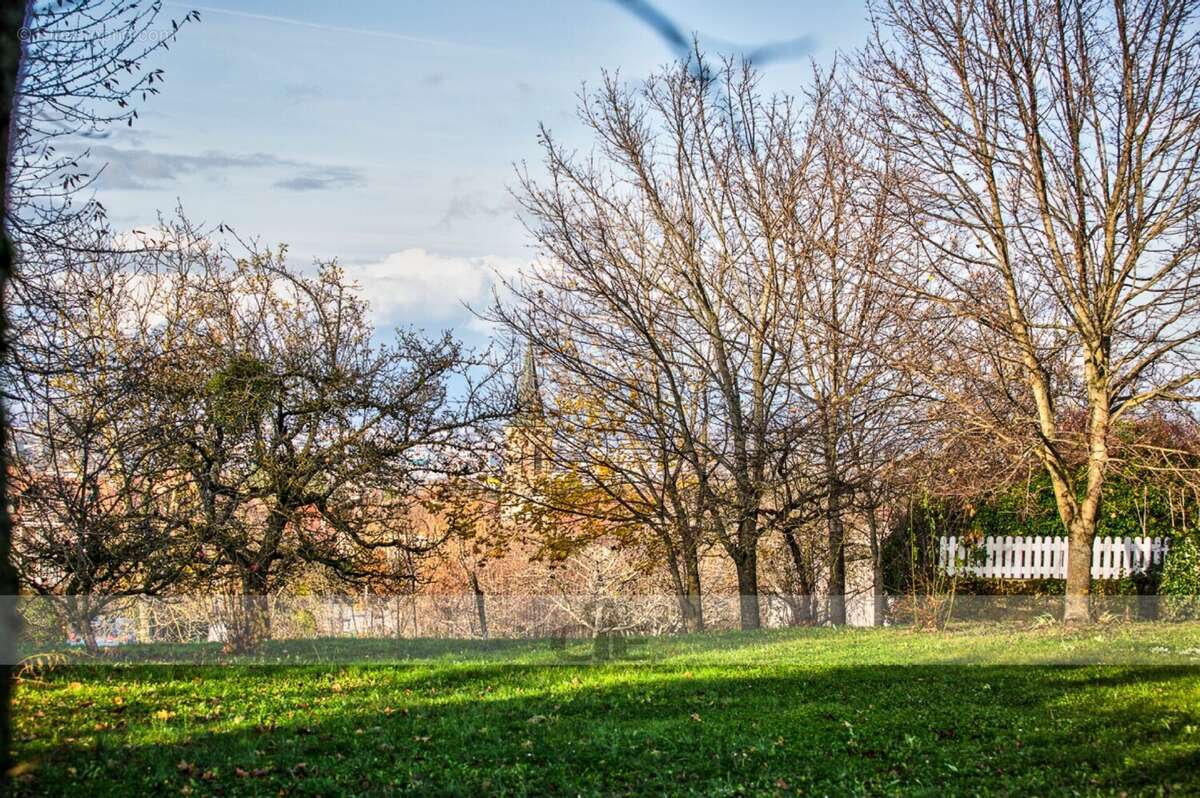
[17,599,66,648]
[1160,535,1200,619]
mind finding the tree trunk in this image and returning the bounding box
[68,596,99,654]
[734,549,760,630]
[781,527,817,625]
[0,1,30,778]
[226,569,271,653]
[868,509,884,627]
[827,478,847,625]
[1058,361,1110,625]
[78,620,99,654]
[1064,521,1094,623]
[681,562,704,632]
[468,570,488,640]
[680,537,704,632]
[780,593,813,626]
[1044,457,1099,625]
[661,538,693,633]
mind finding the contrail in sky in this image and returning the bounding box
[165,3,506,54]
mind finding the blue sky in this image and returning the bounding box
[83,1,872,340]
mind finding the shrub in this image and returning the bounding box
[1159,535,1200,620]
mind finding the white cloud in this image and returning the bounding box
[343,248,526,332]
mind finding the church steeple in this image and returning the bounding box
[506,344,548,481]
[515,344,544,423]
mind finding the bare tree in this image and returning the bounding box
[781,71,920,623]
[8,243,198,651]
[866,0,1200,621]
[2,3,192,760]
[6,2,197,410]
[499,55,818,630]
[144,223,500,651]
[8,1,197,243]
[537,541,663,652]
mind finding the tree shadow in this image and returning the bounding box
[12,658,1200,796]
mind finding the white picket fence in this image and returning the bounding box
[938,535,1171,580]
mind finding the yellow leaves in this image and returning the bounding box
[5,760,37,779]
[690,712,703,723]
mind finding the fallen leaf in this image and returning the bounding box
[6,761,37,778]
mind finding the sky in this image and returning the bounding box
[77,0,872,344]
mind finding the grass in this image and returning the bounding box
[10,623,1200,796]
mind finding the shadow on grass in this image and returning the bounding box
[13,655,1200,797]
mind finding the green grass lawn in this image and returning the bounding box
[10,623,1200,796]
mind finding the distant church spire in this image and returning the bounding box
[506,344,548,481]
[515,344,543,422]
